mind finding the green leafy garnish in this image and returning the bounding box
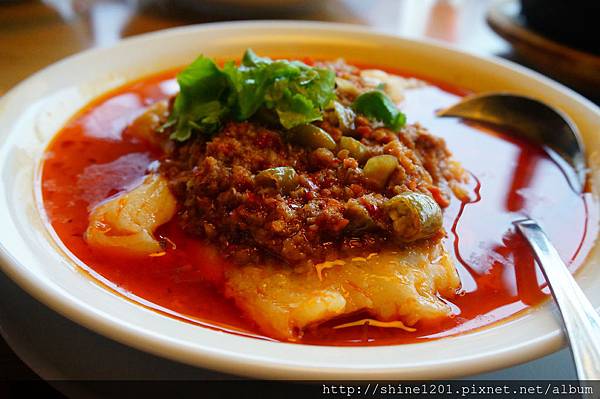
[352,90,406,131]
[169,57,231,141]
[167,49,336,141]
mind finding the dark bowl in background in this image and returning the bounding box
[520,0,599,55]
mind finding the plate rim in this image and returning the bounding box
[0,20,599,380]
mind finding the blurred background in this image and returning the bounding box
[1,0,598,99]
[0,0,598,391]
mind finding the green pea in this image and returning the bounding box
[255,167,299,193]
[384,192,443,242]
[363,154,398,189]
[287,124,336,151]
[339,136,367,163]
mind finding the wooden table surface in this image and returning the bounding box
[0,0,591,390]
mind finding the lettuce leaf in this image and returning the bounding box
[167,49,336,141]
[167,56,231,141]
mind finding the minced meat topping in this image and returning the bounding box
[157,53,465,266]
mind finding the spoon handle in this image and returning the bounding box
[515,219,600,380]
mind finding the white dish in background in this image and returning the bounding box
[178,0,312,7]
[171,0,322,15]
[0,21,598,380]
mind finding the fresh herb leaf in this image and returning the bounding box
[241,48,271,67]
[167,49,336,141]
[352,90,406,131]
[222,57,270,120]
[227,50,335,129]
[168,56,231,141]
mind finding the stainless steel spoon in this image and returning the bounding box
[438,92,600,379]
[438,93,587,193]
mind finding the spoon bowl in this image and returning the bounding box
[437,92,587,193]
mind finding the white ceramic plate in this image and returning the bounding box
[0,21,599,380]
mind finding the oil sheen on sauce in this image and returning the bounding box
[41,67,598,346]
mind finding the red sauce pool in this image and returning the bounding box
[40,67,598,346]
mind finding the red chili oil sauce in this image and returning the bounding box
[40,66,598,346]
